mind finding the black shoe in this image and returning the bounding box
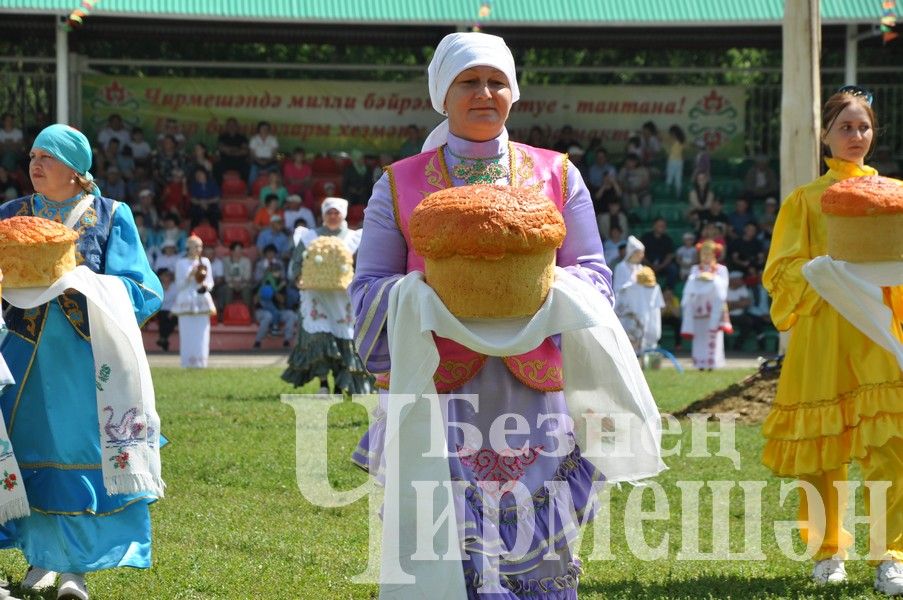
[282,340,290,348]
[253,341,261,349]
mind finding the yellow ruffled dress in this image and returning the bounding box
[762,157,903,477]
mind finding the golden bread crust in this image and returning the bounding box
[300,235,354,291]
[821,175,903,216]
[0,216,79,287]
[409,184,566,260]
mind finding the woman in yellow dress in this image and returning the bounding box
[762,88,903,594]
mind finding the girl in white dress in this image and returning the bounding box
[172,235,216,368]
[612,235,645,292]
[680,240,733,369]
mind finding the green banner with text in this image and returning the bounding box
[82,75,745,157]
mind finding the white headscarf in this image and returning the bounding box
[625,235,645,260]
[422,32,520,151]
[321,197,348,219]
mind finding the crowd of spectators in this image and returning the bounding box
[4,111,902,352]
[524,120,808,352]
[1,112,401,347]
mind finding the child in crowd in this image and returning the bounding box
[158,212,187,253]
[128,126,152,166]
[283,194,316,230]
[154,240,180,274]
[254,194,283,230]
[161,168,189,217]
[665,125,686,197]
[258,171,288,206]
[135,188,160,229]
[253,243,285,283]
[602,224,624,268]
[676,231,698,281]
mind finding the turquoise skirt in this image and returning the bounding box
[0,304,155,573]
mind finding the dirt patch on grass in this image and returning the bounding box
[673,367,779,424]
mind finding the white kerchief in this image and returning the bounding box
[423,32,520,151]
[321,196,348,219]
[625,235,645,259]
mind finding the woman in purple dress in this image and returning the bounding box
[351,32,618,598]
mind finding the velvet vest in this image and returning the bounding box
[380,142,568,392]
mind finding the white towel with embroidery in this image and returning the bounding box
[0,312,27,524]
[4,266,164,499]
[803,256,903,370]
[378,267,664,598]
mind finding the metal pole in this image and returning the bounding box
[844,23,857,85]
[55,15,69,123]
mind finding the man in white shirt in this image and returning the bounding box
[283,194,316,231]
[248,121,280,184]
[96,113,132,149]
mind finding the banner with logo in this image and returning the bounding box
[82,75,745,157]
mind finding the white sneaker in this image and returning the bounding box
[21,566,58,591]
[0,587,17,600]
[57,573,89,600]
[317,386,329,394]
[875,560,903,596]
[812,558,847,585]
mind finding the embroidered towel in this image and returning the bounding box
[378,268,664,597]
[5,265,164,499]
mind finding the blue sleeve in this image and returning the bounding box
[105,202,164,326]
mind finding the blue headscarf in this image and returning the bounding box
[31,124,101,197]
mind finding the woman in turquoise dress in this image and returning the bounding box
[0,124,163,599]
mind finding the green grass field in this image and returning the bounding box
[0,367,889,599]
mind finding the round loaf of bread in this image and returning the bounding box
[300,235,354,291]
[0,216,79,288]
[410,184,566,318]
[821,175,903,262]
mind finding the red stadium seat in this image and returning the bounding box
[222,302,252,326]
[312,177,342,199]
[221,225,253,248]
[347,204,365,228]
[221,178,248,199]
[250,175,270,199]
[311,155,339,175]
[242,245,259,263]
[222,201,249,223]
[191,223,218,246]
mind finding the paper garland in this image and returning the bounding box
[471,1,491,32]
[882,0,898,44]
[66,0,101,32]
